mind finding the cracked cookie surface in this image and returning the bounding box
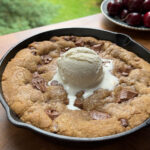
[2,36,150,137]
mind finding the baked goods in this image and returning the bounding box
[52,47,119,110]
[2,35,150,137]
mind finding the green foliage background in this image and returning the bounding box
[0,0,100,35]
[49,0,100,23]
[0,0,58,35]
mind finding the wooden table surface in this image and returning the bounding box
[0,14,150,150]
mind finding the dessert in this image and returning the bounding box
[2,35,150,138]
[51,47,119,110]
[57,47,103,89]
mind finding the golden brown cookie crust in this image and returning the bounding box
[2,36,150,137]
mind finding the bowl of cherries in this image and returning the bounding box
[101,0,150,31]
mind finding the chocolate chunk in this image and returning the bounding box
[62,47,70,52]
[75,40,84,47]
[90,111,111,120]
[121,72,129,76]
[120,118,128,127]
[74,91,84,109]
[41,55,52,64]
[76,91,84,98]
[64,99,69,105]
[45,109,59,120]
[70,36,76,42]
[86,41,96,47]
[63,36,70,41]
[92,43,103,52]
[118,66,132,76]
[117,89,138,103]
[32,72,46,92]
[32,78,46,92]
[29,46,36,50]
[74,99,83,109]
[65,47,70,51]
[63,36,76,42]
[50,80,61,86]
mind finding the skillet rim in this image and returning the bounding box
[0,27,150,142]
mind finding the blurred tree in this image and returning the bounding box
[0,0,58,35]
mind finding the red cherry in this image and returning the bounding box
[144,12,150,27]
[143,0,150,12]
[128,0,144,12]
[120,9,129,19]
[114,0,123,4]
[126,12,142,26]
[107,1,123,16]
[122,0,129,7]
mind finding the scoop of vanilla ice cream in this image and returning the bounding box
[57,47,103,88]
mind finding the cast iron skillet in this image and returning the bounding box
[0,28,150,143]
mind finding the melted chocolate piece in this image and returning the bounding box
[62,47,70,52]
[75,40,84,47]
[32,72,46,92]
[70,36,77,42]
[92,43,103,51]
[86,41,96,47]
[118,66,132,76]
[74,99,83,109]
[64,99,69,105]
[63,36,70,41]
[45,109,59,120]
[120,118,128,127]
[76,91,84,98]
[121,72,129,76]
[41,55,52,64]
[90,111,111,120]
[74,91,84,109]
[117,89,138,103]
[63,36,76,42]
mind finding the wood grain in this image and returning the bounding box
[0,13,150,150]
